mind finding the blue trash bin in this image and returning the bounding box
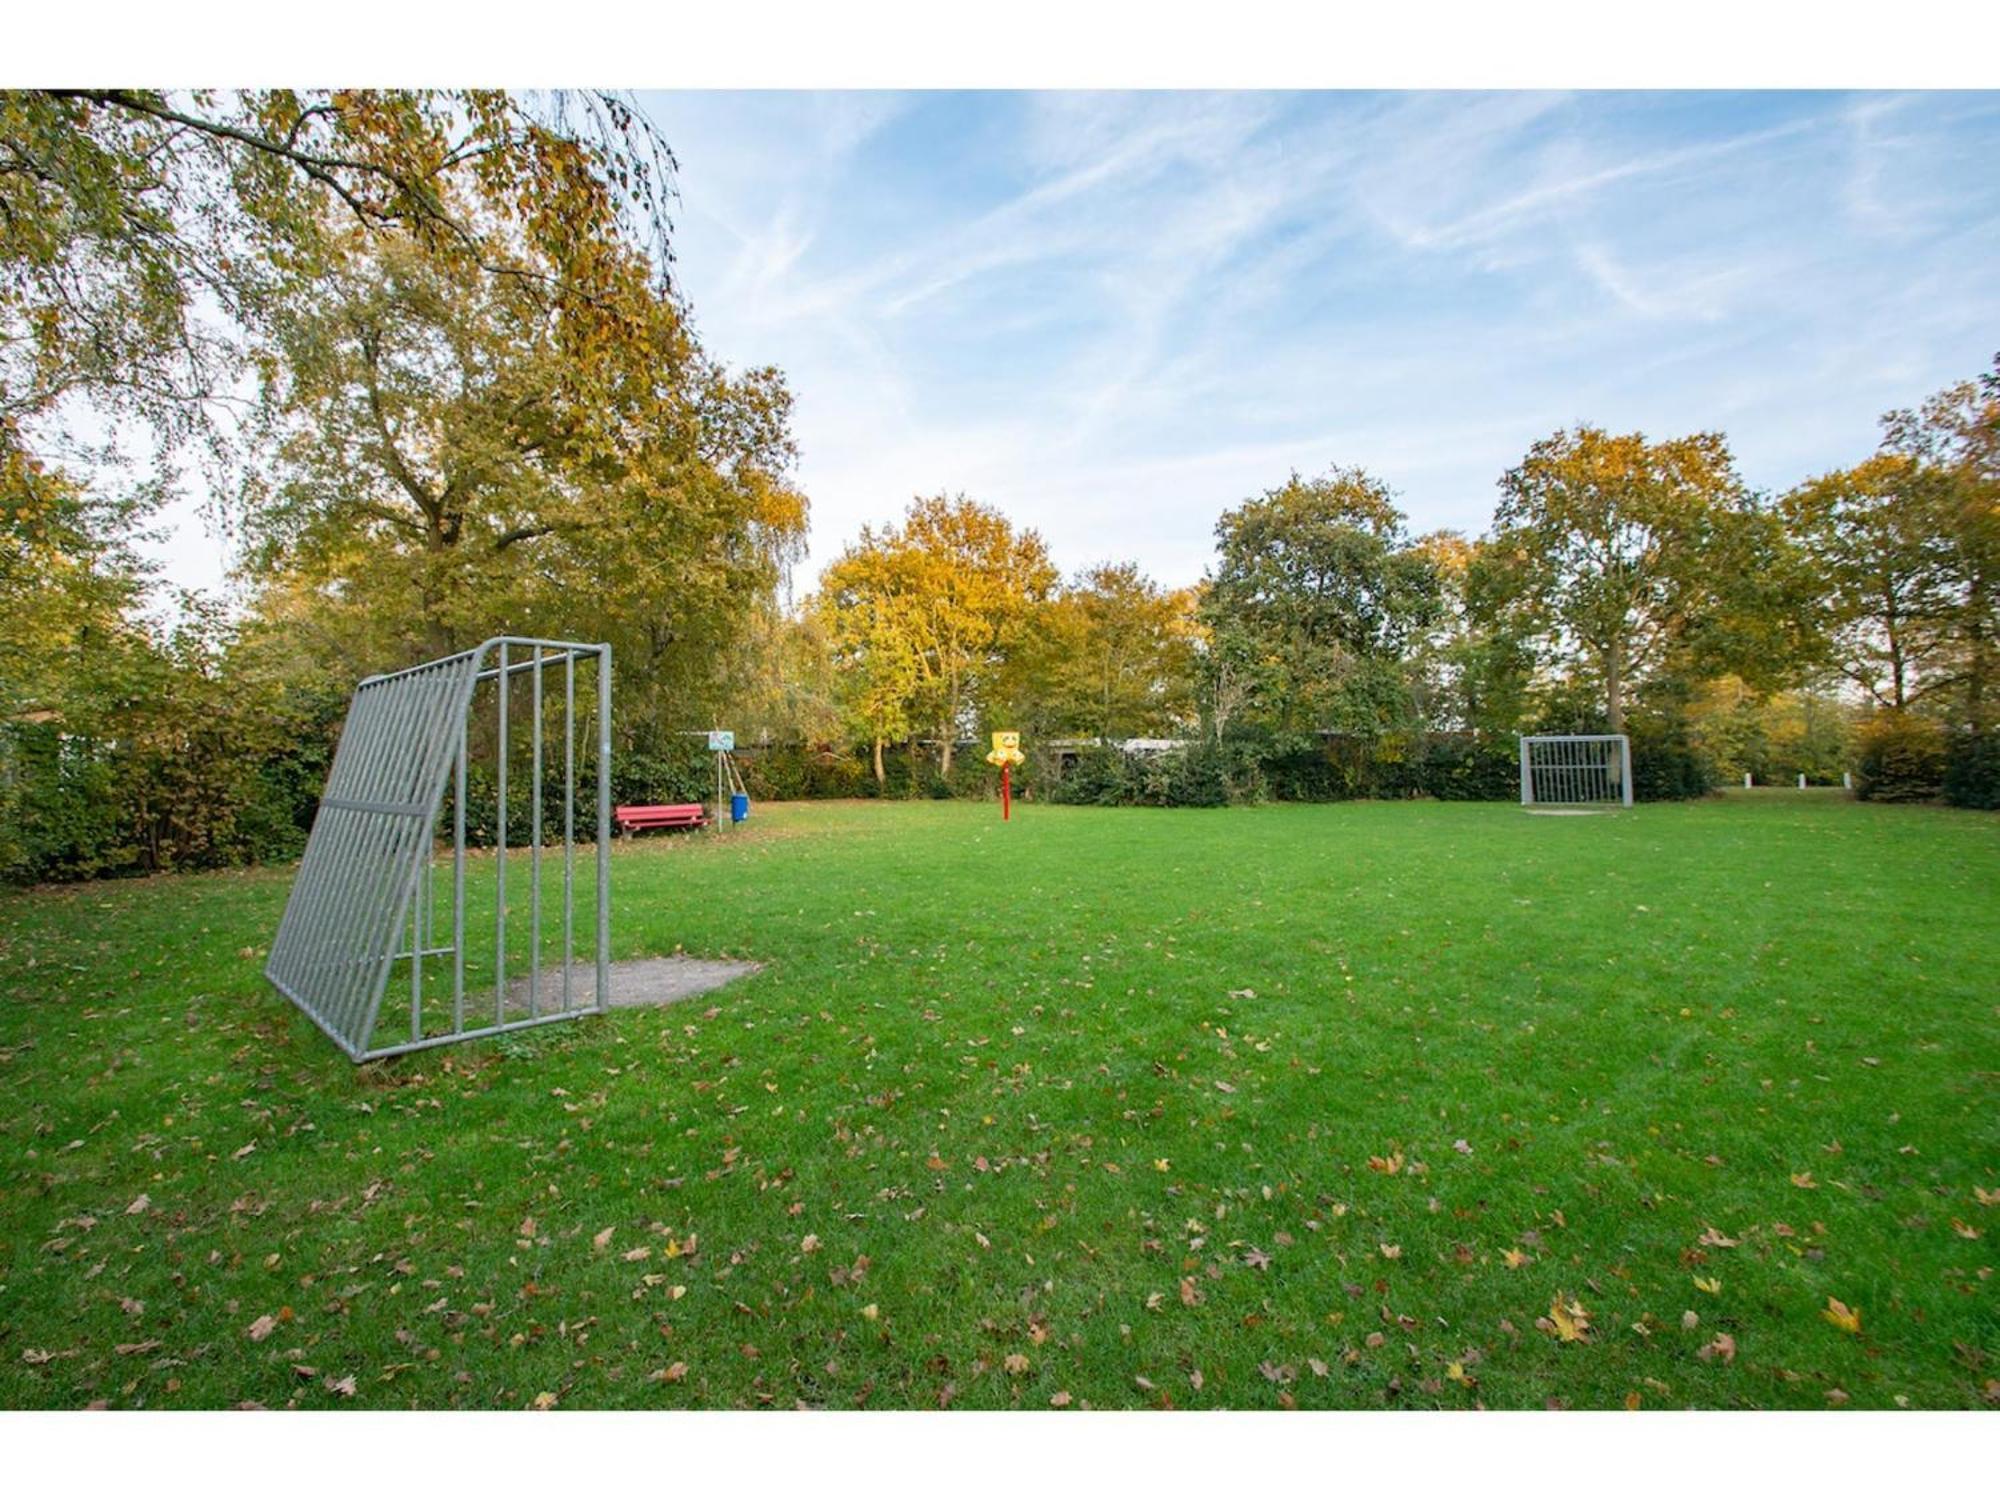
[730,792,750,823]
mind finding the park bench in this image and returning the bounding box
[614,802,709,836]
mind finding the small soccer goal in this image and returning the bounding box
[1519,733,1632,810]
[266,637,613,1062]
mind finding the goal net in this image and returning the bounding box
[1519,734,1632,808]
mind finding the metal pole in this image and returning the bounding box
[530,650,543,1020]
[496,641,509,1025]
[596,644,612,1013]
[1620,734,1634,808]
[563,653,575,1014]
[1519,736,1533,806]
[453,707,467,1034]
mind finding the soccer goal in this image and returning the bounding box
[1519,733,1632,809]
[265,637,612,1062]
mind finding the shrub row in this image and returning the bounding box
[1852,714,2000,807]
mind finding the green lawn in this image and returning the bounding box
[1,795,1995,1410]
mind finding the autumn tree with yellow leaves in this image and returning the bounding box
[816,496,1056,783]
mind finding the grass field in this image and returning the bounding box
[1,794,1994,1410]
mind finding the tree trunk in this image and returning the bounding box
[872,737,885,786]
[938,728,954,778]
[1966,567,1990,733]
[1605,638,1625,734]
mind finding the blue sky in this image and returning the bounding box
[634,89,2000,592]
[152,90,2000,597]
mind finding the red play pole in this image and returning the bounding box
[1001,763,1011,820]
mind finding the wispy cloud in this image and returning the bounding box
[149,90,2000,602]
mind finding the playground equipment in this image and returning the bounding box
[709,728,749,825]
[266,638,612,1061]
[985,730,1024,819]
[1519,733,1632,809]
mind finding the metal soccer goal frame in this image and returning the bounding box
[266,637,612,1062]
[1519,733,1632,809]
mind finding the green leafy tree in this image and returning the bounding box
[236,229,806,739]
[3,89,675,458]
[1880,356,2000,733]
[1782,453,1960,714]
[1490,426,1796,732]
[1199,467,1442,740]
[1005,562,1197,740]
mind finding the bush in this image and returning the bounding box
[1419,735,1519,801]
[1853,712,1946,802]
[1043,741,1261,808]
[1628,716,1717,802]
[1942,728,2000,810]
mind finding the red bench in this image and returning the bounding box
[614,803,709,836]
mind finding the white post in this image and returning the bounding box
[1744,772,1752,789]
[1519,737,1533,806]
[1798,773,1806,790]
[1843,772,1852,790]
[1618,734,1633,808]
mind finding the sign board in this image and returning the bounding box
[707,729,735,752]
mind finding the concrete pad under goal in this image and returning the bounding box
[493,955,762,1016]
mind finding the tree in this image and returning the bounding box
[3,89,676,466]
[236,228,805,733]
[1005,562,1197,740]
[816,495,1055,780]
[1880,356,2000,733]
[1199,468,1441,739]
[1782,454,1960,714]
[1491,426,1791,732]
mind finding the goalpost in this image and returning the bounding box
[1519,733,1632,809]
[265,637,612,1061]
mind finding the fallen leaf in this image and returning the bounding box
[1697,1332,1736,1364]
[1049,1391,1072,1408]
[245,1314,278,1342]
[1501,1248,1531,1270]
[1823,1297,1862,1335]
[800,1233,822,1254]
[593,1226,615,1250]
[1790,1171,1818,1189]
[1698,1227,1739,1248]
[326,1374,357,1397]
[1692,1276,1722,1295]
[1003,1353,1030,1376]
[656,1362,689,1383]
[1545,1293,1592,1343]
[125,1194,150,1216]
[1179,1277,1201,1307]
